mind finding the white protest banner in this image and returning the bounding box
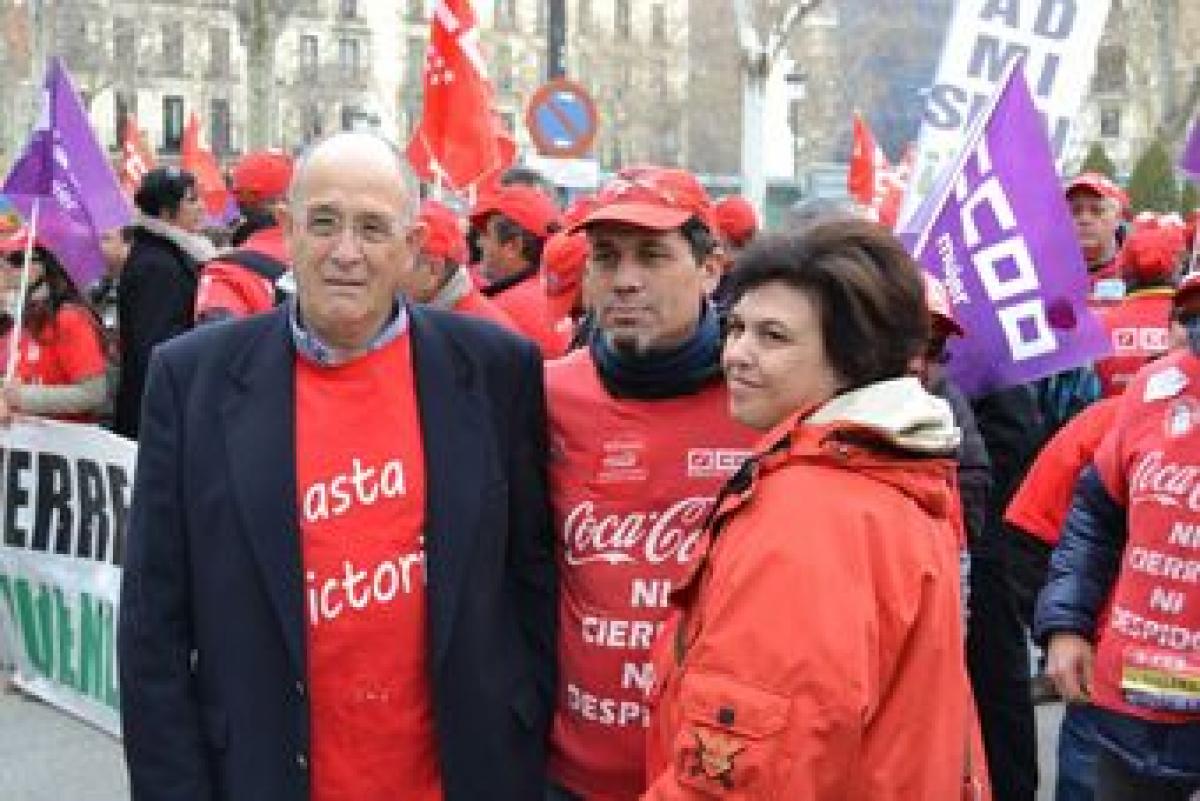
[899,0,1111,225]
[0,418,134,737]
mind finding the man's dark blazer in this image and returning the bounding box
[118,303,556,801]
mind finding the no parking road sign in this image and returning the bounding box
[525,79,599,159]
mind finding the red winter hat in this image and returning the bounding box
[713,195,758,248]
[542,231,589,322]
[469,185,561,239]
[419,200,468,264]
[1123,225,1186,284]
[922,271,964,337]
[1064,172,1129,212]
[571,166,716,234]
[231,150,294,204]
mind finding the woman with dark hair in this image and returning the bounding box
[0,237,108,423]
[115,166,215,439]
[643,219,982,799]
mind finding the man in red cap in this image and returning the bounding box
[1093,224,1186,397]
[1065,172,1128,289]
[709,195,758,314]
[544,166,757,801]
[471,184,568,357]
[540,230,589,346]
[401,200,518,332]
[194,150,294,323]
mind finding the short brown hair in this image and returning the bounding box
[726,218,930,390]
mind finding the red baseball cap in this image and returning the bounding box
[419,200,468,264]
[469,185,561,238]
[1064,172,1129,212]
[713,195,758,248]
[0,229,43,256]
[570,166,717,234]
[231,150,294,204]
[1123,225,1186,284]
[922,271,965,337]
[542,231,589,322]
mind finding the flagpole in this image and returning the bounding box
[6,198,39,383]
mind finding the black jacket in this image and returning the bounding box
[118,305,557,800]
[113,226,199,439]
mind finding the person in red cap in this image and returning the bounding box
[471,184,568,357]
[1093,224,1186,397]
[400,199,518,332]
[1065,172,1128,290]
[709,195,758,314]
[194,150,294,324]
[540,230,589,345]
[544,166,758,801]
[0,236,109,423]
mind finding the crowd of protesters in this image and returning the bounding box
[3,127,1200,800]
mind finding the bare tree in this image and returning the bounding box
[731,0,823,211]
[236,0,301,150]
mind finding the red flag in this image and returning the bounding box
[118,115,155,197]
[181,112,230,218]
[406,0,503,190]
[848,114,913,229]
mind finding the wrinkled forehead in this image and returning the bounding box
[586,221,689,248]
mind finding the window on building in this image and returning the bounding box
[304,104,324,142]
[651,4,666,42]
[406,35,427,88]
[209,27,230,77]
[339,37,361,80]
[113,92,138,150]
[535,0,547,32]
[339,0,359,19]
[1094,44,1127,93]
[578,0,591,33]
[210,98,231,155]
[113,18,137,70]
[341,104,365,131]
[161,23,184,75]
[300,34,319,78]
[495,43,514,92]
[1100,108,1122,139]
[615,0,631,39]
[494,0,517,29]
[162,95,184,153]
[406,0,425,20]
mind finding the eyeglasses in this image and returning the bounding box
[304,210,407,245]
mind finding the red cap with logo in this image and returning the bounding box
[713,195,758,248]
[469,184,561,238]
[922,271,965,337]
[1064,172,1129,212]
[542,231,589,322]
[419,200,468,264]
[231,150,294,204]
[570,166,717,234]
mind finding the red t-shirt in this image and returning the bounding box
[451,284,521,333]
[0,304,107,422]
[1090,351,1200,722]
[296,333,443,801]
[492,275,569,359]
[195,227,291,321]
[545,350,757,800]
[1094,288,1173,398]
[1005,397,1120,545]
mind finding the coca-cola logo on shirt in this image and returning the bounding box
[1130,450,1200,510]
[562,497,712,566]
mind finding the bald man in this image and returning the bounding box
[118,133,556,801]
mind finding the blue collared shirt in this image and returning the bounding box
[288,296,409,367]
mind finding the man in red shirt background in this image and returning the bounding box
[194,150,294,323]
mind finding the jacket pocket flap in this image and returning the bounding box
[679,672,789,739]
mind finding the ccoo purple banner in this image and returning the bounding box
[902,60,1109,398]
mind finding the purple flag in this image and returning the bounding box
[2,58,131,288]
[1182,117,1200,178]
[900,60,1109,398]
